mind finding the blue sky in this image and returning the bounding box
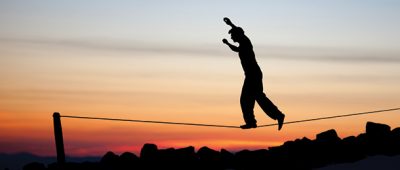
[1,0,400,50]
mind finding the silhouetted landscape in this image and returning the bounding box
[19,121,400,170]
[0,153,99,170]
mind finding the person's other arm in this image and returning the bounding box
[222,39,239,52]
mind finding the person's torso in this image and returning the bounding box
[238,38,262,78]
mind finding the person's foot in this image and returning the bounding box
[277,113,285,131]
[240,123,257,129]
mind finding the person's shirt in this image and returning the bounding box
[238,36,262,78]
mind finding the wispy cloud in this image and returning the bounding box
[266,55,400,63]
[255,45,400,63]
[0,37,225,56]
[1,37,399,63]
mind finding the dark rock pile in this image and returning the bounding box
[24,121,400,170]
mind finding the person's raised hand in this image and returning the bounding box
[223,17,232,25]
[222,38,228,44]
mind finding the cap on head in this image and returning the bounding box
[229,27,244,36]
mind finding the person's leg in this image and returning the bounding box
[253,79,281,118]
[256,92,282,120]
[240,78,257,128]
[254,79,285,130]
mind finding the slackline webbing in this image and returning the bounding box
[60,107,400,129]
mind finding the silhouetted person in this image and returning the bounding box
[222,17,285,130]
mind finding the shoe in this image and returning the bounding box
[277,113,285,131]
[240,124,257,129]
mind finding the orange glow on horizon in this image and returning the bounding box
[1,39,399,157]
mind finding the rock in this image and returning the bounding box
[197,146,220,161]
[140,143,158,161]
[220,149,233,160]
[159,146,197,169]
[312,129,342,168]
[175,146,197,161]
[366,122,392,155]
[100,151,119,165]
[316,129,341,143]
[366,122,391,137]
[197,146,222,169]
[120,152,139,162]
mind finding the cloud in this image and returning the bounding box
[1,37,399,63]
[255,45,400,63]
[0,37,225,56]
[267,55,400,63]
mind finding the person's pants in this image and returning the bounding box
[240,77,282,125]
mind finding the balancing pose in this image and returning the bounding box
[222,17,285,130]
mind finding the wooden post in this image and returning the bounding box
[53,112,65,164]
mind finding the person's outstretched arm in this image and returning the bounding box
[222,38,239,52]
[224,17,237,28]
[222,17,239,52]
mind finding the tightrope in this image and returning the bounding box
[61,107,400,129]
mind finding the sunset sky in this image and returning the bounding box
[1,0,399,157]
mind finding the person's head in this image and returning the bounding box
[229,27,245,43]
